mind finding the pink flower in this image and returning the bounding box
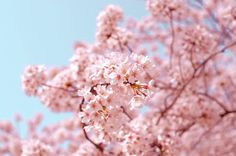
[21,65,46,96]
[21,139,52,156]
[11,1,236,155]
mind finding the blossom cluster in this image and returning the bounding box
[1,1,236,155]
[95,5,133,52]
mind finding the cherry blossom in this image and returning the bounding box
[2,0,236,155]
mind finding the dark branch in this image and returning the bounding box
[120,106,132,120]
[79,98,104,153]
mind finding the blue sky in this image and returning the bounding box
[0,0,147,125]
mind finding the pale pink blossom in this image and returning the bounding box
[1,1,236,156]
[21,65,46,96]
[21,139,52,156]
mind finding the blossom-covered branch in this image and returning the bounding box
[1,1,236,155]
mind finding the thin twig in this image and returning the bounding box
[169,11,175,68]
[79,98,104,153]
[120,106,132,120]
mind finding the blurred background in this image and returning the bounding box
[0,0,146,128]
